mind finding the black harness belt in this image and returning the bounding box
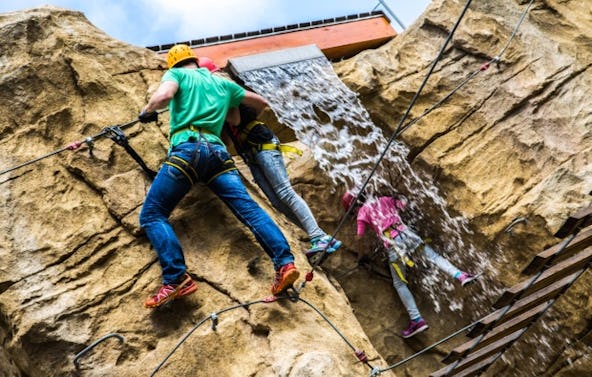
[164,123,237,185]
[164,155,199,185]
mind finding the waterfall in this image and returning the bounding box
[238,56,500,313]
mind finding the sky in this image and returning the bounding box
[0,0,431,48]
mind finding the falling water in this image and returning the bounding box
[238,57,500,312]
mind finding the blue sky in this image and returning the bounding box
[0,1,431,47]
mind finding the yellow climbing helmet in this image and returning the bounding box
[166,44,197,69]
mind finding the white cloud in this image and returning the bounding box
[142,0,280,45]
[0,0,432,47]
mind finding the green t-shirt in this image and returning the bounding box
[162,67,245,148]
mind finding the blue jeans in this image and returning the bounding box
[139,141,294,285]
[248,143,325,241]
[388,231,460,320]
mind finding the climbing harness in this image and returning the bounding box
[164,155,199,185]
[385,230,422,284]
[205,157,237,185]
[165,127,238,186]
[240,120,303,157]
[389,259,414,284]
[0,109,167,181]
[164,152,236,186]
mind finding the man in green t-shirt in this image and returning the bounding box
[138,45,299,308]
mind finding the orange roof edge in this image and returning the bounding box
[154,12,396,69]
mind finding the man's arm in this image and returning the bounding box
[225,107,240,127]
[142,81,178,113]
[240,91,267,116]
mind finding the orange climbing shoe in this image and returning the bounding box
[144,274,197,308]
[271,263,300,295]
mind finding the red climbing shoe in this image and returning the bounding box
[271,263,300,295]
[144,274,197,308]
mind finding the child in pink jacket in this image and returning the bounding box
[342,190,478,338]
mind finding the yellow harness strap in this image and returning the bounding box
[258,143,303,156]
[242,120,303,157]
[243,120,264,133]
[236,120,263,144]
[170,124,214,140]
[164,155,198,185]
[391,262,408,284]
[391,256,415,284]
[206,160,237,185]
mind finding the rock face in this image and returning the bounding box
[0,6,385,377]
[0,1,590,377]
[333,0,592,376]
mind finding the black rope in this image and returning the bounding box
[397,0,536,138]
[150,297,277,377]
[299,0,474,292]
[297,296,377,370]
[150,290,380,376]
[0,109,167,179]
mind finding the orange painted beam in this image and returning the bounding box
[158,16,396,69]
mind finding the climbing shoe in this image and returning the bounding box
[305,235,342,264]
[144,274,197,308]
[458,272,480,287]
[271,263,300,295]
[401,318,429,338]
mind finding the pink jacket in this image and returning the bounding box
[356,196,407,247]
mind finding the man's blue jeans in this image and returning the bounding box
[140,141,294,285]
[248,142,325,241]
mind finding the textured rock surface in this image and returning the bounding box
[0,0,591,376]
[333,0,591,376]
[0,6,385,377]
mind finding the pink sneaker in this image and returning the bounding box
[402,318,429,338]
[458,272,479,287]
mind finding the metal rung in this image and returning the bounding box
[443,303,548,364]
[431,354,499,377]
[522,225,592,274]
[494,246,592,308]
[432,331,522,376]
[554,205,592,238]
[468,271,580,337]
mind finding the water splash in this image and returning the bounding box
[238,57,500,314]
